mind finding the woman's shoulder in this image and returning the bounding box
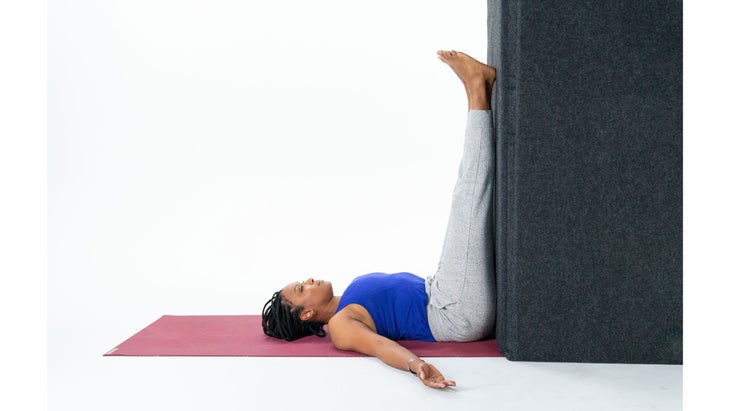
[330,303,377,334]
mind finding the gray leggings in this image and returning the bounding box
[425,110,496,342]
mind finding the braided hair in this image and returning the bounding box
[261,290,327,341]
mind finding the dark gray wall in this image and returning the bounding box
[488,0,682,364]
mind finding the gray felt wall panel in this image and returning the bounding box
[487,0,682,364]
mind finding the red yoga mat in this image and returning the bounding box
[105,315,503,358]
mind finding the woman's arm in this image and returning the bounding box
[328,314,456,389]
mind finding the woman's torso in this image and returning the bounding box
[334,272,435,342]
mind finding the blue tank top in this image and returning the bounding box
[335,272,436,342]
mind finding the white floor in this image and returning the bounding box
[50,358,681,411]
[48,320,682,411]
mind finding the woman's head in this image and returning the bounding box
[261,278,333,341]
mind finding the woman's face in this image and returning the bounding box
[279,278,334,315]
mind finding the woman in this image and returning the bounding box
[262,50,496,389]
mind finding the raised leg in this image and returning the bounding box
[426,51,497,342]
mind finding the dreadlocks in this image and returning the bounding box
[261,290,327,341]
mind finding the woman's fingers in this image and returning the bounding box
[425,379,455,389]
[419,375,456,389]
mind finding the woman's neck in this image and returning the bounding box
[318,295,341,323]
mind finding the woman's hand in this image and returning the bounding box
[329,313,457,389]
[413,360,456,389]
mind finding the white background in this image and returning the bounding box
[1,0,727,410]
[45,0,488,407]
[47,0,486,323]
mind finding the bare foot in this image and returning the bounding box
[437,50,496,110]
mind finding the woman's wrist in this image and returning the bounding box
[407,358,425,374]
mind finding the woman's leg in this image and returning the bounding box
[426,51,496,342]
